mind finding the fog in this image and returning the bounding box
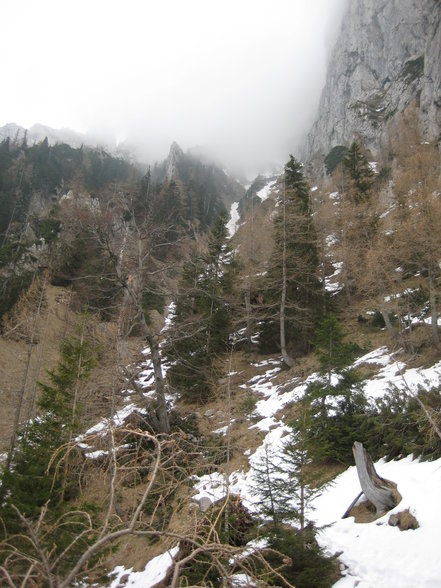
[0,0,347,175]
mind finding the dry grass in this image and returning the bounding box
[0,284,77,451]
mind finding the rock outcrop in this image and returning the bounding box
[304,0,441,159]
[165,141,185,181]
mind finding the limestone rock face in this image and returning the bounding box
[304,0,441,158]
[165,141,184,181]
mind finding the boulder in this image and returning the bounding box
[388,509,419,531]
[198,496,213,512]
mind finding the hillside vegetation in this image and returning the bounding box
[1,106,441,587]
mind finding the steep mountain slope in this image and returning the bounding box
[151,142,246,224]
[305,0,441,159]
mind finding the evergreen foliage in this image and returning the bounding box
[259,156,323,354]
[300,370,369,464]
[324,145,347,175]
[343,142,374,200]
[364,387,441,461]
[0,269,34,322]
[314,312,360,376]
[0,137,134,242]
[251,408,325,531]
[0,320,96,527]
[250,443,288,525]
[166,211,238,402]
[261,525,337,588]
[0,318,101,582]
[287,315,367,464]
[151,151,239,229]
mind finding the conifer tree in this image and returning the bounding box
[259,156,323,361]
[313,312,359,379]
[251,420,323,534]
[343,141,374,201]
[301,369,368,464]
[0,320,96,528]
[165,211,238,402]
[337,141,377,302]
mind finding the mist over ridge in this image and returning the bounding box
[0,0,348,176]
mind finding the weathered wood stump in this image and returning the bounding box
[352,441,398,514]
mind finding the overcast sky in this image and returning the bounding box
[1,0,347,173]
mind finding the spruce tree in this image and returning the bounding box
[343,141,374,200]
[337,141,377,302]
[259,156,323,358]
[251,420,323,533]
[300,369,368,465]
[313,312,359,378]
[165,211,238,402]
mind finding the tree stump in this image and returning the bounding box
[353,441,398,514]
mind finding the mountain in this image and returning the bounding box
[0,122,90,149]
[151,141,246,224]
[0,122,137,162]
[304,0,441,159]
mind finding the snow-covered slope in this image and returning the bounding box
[108,345,441,587]
[314,455,441,588]
[191,348,441,587]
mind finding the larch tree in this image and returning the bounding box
[393,140,441,349]
[56,179,178,434]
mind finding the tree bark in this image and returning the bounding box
[280,179,295,368]
[353,441,397,514]
[244,289,253,348]
[5,273,45,474]
[115,227,171,435]
[428,268,440,349]
[380,306,398,341]
[147,332,170,434]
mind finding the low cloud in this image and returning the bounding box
[0,0,347,174]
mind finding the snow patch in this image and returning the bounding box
[227,202,241,237]
[325,261,343,293]
[256,179,277,202]
[109,546,179,588]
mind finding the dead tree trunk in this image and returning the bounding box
[146,331,170,434]
[353,441,398,514]
[428,268,440,349]
[280,177,294,368]
[380,306,398,341]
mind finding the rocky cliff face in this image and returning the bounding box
[305,0,441,159]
